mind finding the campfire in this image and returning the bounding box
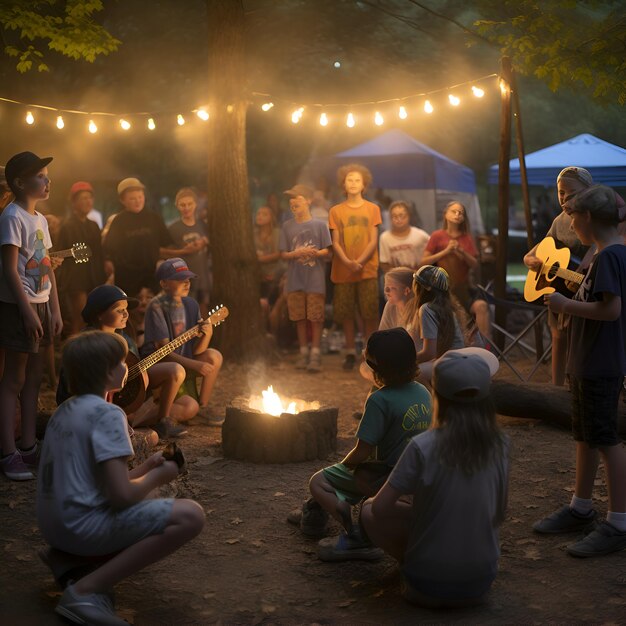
[248,385,320,417]
[223,387,337,464]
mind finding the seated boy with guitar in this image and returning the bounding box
[142,258,224,426]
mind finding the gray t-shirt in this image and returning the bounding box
[419,302,465,348]
[279,217,332,294]
[389,429,510,598]
[379,300,422,350]
[546,212,588,264]
[37,395,134,548]
[168,219,210,293]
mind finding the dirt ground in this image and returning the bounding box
[2,351,626,625]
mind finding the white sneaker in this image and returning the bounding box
[56,583,128,625]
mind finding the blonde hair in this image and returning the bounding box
[63,331,128,397]
[175,187,198,206]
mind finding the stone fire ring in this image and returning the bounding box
[222,402,338,464]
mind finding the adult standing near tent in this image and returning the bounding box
[421,201,490,340]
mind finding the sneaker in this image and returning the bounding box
[56,582,127,625]
[300,497,329,538]
[153,418,188,440]
[1,451,35,481]
[566,521,626,558]
[307,352,322,373]
[17,441,39,468]
[342,354,356,371]
[197,406,225,427]
[317,530,384,562]
[533,505,597,534]
[295,351,309,369]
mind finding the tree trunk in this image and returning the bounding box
[206,0,265,360]
[492,380,626,436]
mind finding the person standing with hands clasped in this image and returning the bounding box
[0,152,63,481]
[535,185,626,557]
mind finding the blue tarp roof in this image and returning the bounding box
[308,129,477,193]
[488,133,626,186]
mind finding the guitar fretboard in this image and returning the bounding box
[551,266,584,285]
[50,249,74,259]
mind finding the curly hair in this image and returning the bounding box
[336,163,373,193]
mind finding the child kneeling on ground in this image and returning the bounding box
[361,347,509,608]
[291,328,432,561]
[37,331,205,625]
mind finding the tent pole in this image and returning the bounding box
[495,57,512,350]
[511,70,544,358]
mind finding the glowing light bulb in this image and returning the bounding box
[472,85,485,98]
[261,102,274,111]
[319,112,328,126]
[177,114,185,126]
[346,112,355,128]
[291,107,304,124]
[26,111,34,125]
[56,115,64,130]
[148,118,156,130]
[196,109,209,121]
[88,119,98,134]
[448,94,460,106]
[374,111,384,126]
[398,105,408,120]
[334,60,341,68]
[424,100,434,114]
[119,118,131,130]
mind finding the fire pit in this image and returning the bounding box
[222,386,338,463]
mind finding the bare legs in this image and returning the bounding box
[551,329,567,386]
[309,471,353,532]
[197,348,223,407]
[360,498,411,561]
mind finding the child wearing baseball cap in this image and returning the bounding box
[292,328,432,561]
[142,258,223,426]
[362,347,509,608]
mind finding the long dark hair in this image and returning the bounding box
[432,393,506,475]
[442,201,469,234]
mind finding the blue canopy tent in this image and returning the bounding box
[488,133,626,186]
[302,129,484,233]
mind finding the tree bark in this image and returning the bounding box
[206,0,265,360]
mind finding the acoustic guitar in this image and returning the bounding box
[50,242,91,263]
[113,304,229,414]
[524,237,585,302]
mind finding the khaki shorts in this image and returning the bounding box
[333,278,379,323]
[287,291,325,323]
[0,301,52,354]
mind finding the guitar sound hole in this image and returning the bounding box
[114,376,142,409]
[547,263,560,279]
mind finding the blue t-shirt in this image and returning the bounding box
[567,244,626,378]
[356,381,432,466]
[279,217,331,294]
[142,293,200,360]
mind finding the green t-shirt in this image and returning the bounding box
[356,381,432,466]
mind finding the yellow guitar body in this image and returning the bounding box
[524,237,571,302]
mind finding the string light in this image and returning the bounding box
[196,108,209,121]
[472,86,485,98]
[26,111,34,124]
[148,117,156,130]
[346,112,355,128]
[261,102,274,111]
[291,107,304,124]
[448,94,460,106]
[424,100,434,114]
[119,118,131,130]
[398,105,408,120]
[177,114,185,126]
[374,111,384,126]
[319,112,328,126]
[88,119,98,134]
[56,115,64,130]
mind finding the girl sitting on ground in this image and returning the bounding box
[361,347,509,608]
[404,265,465,385]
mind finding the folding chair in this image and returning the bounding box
[476,284,552,381]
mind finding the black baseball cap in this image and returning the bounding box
[365,328,416,375]
[82,285,139,324]
[5,152,53,191]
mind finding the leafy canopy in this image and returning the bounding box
[0,0,120,72]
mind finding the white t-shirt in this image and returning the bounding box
[389,429,510,598]
[37,394,134,547]
[0,202,53,303]
[379,227,430,269]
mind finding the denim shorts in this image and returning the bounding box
[569,375,623,447]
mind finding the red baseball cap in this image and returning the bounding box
[69,181,94,198]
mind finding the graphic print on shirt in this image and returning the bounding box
[24,229,52,294]
[401,402,431,435]
[573,256,597,304]
[341,215,370,258]
[290,225,316,267]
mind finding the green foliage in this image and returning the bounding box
[0,0,120,72]
[472,0,626,104]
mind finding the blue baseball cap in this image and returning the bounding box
[156,258,197,282]
[81,285,138,324]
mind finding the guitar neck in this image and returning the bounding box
[555,267,584,284]
[50,249,73,259]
